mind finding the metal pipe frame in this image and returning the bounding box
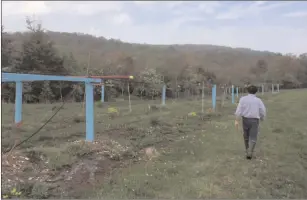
[2,72,101,142]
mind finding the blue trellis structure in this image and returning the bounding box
[1,72,133,142]
[204,81,217,110]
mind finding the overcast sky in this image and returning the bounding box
[2,1,307,55]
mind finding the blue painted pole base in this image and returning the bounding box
[162,85,166,106]
[15,81,23,126]
[85,83,94,142]
[212,85,216,110]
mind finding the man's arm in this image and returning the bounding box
[259,99,266,120]
[235,98,243,121]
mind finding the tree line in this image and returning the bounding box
[2,19,307,103]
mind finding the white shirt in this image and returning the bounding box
[235,94,266,119]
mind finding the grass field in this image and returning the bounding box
[1,89,307,199]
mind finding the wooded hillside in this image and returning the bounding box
[2,19,307,103]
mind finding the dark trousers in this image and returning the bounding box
[242,117,259,156]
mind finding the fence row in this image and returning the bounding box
[100,83,281,112]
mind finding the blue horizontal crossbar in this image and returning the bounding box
[1,73,101,83]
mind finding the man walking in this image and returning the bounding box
[235,85,266,159]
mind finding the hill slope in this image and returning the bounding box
[5,30,305,86]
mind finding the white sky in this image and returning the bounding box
[2,1,307,55]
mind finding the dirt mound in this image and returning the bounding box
[1,138,137,198]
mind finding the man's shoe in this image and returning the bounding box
[246,150,252,159]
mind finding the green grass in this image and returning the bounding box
[1,90,307,198]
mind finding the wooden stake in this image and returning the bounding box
[127,81,132,112]
[201,81,205,113]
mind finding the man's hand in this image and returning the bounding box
[235,120,239,130]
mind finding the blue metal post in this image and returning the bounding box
[15,81,23,125]
[231,85,235,104]
[85,82,94,142]
[101,84,105,102]
[162,85,166,105]
[236,87,239,98]
[212,84,216,110]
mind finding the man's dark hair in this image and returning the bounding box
[247,85,258,94]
